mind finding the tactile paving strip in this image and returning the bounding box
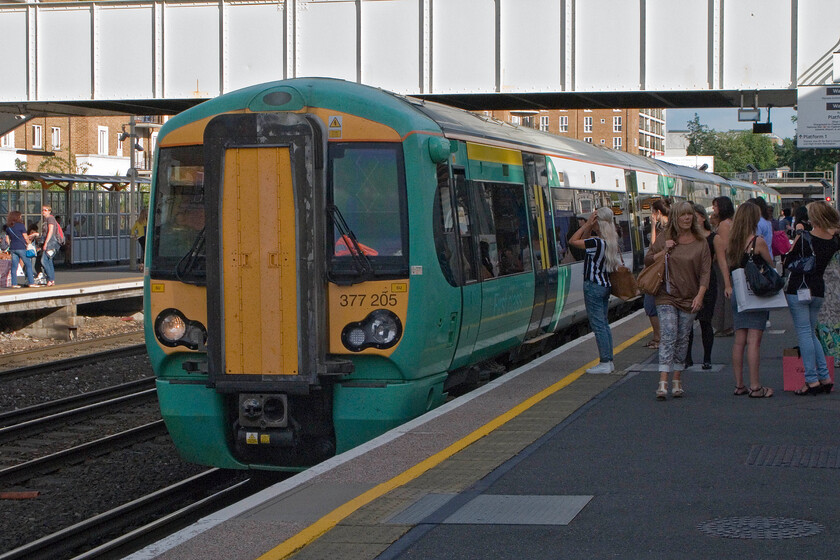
[698,517,824,539]
[746,445,840,468]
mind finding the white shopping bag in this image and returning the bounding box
[732,268,788,312]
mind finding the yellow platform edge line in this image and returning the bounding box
[257,326,653,560]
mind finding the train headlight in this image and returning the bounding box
[155,308,207,350]
[341,310,403,352]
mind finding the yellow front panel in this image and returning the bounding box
[222,147,299,375]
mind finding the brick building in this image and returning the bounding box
[481,108,666,157]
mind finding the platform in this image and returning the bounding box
[0,265,143,337]
[125,306,840,560]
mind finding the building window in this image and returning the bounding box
[559,116,568,132]
[98,126,108,156]
[51,127,61,150]
[510,116,520,125]
[539,116,550,132]
[583,117,593,133]
[613,116,622,132]
[613,137,622,150]
[584,137,592,143]
[0,131,13,148]
[116,135,123,157]
[32,125,42,149]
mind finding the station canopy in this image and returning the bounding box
[0,171,150,192]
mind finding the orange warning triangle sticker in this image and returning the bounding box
[329,117,341,128]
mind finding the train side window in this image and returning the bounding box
[453,171,478,284]
[433,162,461,286]
[552,188,583,265]
[472,181,529,278]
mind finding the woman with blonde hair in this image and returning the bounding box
[644,200,710,399]
[723,202,774,398]
[569,206,621,374]
[784,200,840,395]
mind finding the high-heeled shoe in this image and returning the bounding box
[656,381,668,400]
[820,382,834,394]
[794,384,822,396]
[672,379,684,398]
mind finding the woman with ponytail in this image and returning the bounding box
[569,206,621,374]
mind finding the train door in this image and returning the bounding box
[522,153,558,338]
[448,166,483,370]
[624,170,645,271]
[203,113,327,390]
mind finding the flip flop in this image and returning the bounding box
[645,341,659,349]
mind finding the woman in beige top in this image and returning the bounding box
[644,201,711,400]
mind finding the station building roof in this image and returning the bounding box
[0,171,150,191]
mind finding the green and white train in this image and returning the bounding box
[145,78,779,470]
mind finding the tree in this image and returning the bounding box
[684,115,785,173]
[37,151,88,175]
[775,139,840,173]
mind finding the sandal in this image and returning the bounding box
[748,386,774,398]
[671,379,684,398]
[645,341,660,349]
[656,381,668,400]
[733,385,749,396]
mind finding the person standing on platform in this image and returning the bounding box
[685,204,717,370]
[751,197,774,261]
[645,201,710,400]
[723,203,774,398]
[793,205,811,236]
[4,211,36,288]
[712,196,735,336]
[35,205,60,287]
[131,211,148,271]
[569,207,620,374]
[644,199,670,350]
[784,201,840,395]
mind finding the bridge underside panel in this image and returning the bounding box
[0,0,838,116]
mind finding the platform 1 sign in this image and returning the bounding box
[797,85,840,148]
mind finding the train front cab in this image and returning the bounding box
[148,83,461,470]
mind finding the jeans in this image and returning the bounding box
[657,304,695,372]
[10,249,34,286]
[584,280,613,362]
[786,294,829,384]
[41,243,56,282]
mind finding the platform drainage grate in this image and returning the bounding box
[698,517,824,540]
[746,445,840,468]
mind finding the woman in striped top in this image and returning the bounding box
[569,207,621,374]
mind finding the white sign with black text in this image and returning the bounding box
[796,85,840,149]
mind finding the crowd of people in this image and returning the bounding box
[574,195,840,401]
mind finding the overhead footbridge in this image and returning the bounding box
[0,0,838,127]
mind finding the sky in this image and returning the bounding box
[667,107,797,139]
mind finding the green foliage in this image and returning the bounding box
[775,139,840,172]
[685,113,838,173]
[37,152,88,175]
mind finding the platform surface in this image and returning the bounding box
[122,305,840,560]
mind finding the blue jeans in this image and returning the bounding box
[10,249,34,286]
[786,294,829,384]
[41,243,56,282]
[584,280,613,362]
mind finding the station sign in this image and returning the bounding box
[796,85,840,148]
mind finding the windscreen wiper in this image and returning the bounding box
[327,204,374,284]
[175,226,206,284]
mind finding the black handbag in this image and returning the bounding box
[784,231,816,274]
[743,237,784,296]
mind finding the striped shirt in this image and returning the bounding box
[584,238,610,287]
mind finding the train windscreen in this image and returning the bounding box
[151,145,206,282]
[327,142,408,280]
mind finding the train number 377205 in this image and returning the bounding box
[339,293,398,307]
